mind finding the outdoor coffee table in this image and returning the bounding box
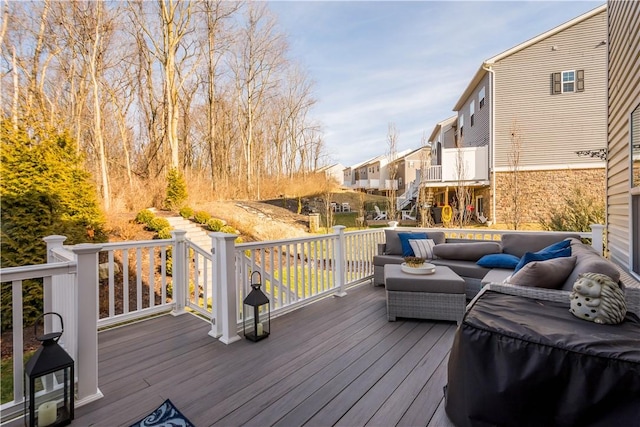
[384,264,466,324]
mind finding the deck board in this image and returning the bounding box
[72,283,457,427]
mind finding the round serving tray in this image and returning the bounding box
[401,262,436,275]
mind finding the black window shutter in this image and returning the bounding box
[551,72,561,94]
[576,69,585,92]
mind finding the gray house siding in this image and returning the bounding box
[493,9,607,169]
[607,0,640,275]
[457,74,491,149]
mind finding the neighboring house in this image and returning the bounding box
[392,147,431,210]
[426,114,490,215]
[345,150,411,194]
[426,5,607,224]
[606,0,640,279]
[317,163,345,185]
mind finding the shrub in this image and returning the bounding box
[206,218,224,232]
[135,209,155,225]
[220,225,237,234]
[179,206,194,219]
[540,187,605,232]
[1,119,105,330]
[193,210,212,224]
[147,217,170,232]
[164,168,188,210]
[156,227,172,240]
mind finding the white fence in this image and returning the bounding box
[0,224,602,423]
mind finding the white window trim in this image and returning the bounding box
[562,70,576,93]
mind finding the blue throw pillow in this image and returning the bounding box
[397,232,428,257]
[476,253,520,269]
[537,239,571,255]
[514,247,572,273]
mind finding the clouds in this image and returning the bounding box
[269,1,602,166]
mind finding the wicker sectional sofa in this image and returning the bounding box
[373,229,639,315]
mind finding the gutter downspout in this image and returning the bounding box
[482,62,496,224]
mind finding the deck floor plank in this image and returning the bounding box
[72,283,456,427]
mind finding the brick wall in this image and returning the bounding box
[493,168,605,225]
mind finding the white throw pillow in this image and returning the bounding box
[409,239,436,260]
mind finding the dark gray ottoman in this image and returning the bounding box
[384,264,466,323]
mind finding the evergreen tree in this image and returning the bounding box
[1,118,106,330]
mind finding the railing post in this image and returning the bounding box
[210,232,242,344]
[43,236,67,331]
[71,243,104,406]
[333,225,347,297]
[590,224,605,255]
[171,230,188,316]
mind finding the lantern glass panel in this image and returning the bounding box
[25,366,74,427]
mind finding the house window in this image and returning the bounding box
[459,114,464,138]
[476,196,484,216]
[470,100,475,127]
[631,103,640,275]
[552,70,584,94]
[479,87,485,109]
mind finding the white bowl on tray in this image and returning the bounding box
[401,262,436,275]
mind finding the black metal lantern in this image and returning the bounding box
[243,271,270,342]
[24,313,74,427]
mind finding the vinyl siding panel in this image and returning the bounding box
[607,0,640,273]
[493,10,608,169]
[457,74,491,149]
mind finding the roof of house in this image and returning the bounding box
[427,115,457,143]
[452,4,606,111]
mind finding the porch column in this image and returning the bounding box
[333,225,347,297]
[72,243,104,406]
[170,230,188,316]
[590,224,605,255]
[210,232,242,344]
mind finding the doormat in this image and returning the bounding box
[130,399,195,427]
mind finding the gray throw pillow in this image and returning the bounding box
[384,230,403,255]
[501,233,579,257]
[508,256,577,289]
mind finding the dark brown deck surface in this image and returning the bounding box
[74,283,457,427]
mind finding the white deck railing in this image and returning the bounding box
[0,224,602,422]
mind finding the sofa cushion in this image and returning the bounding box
[481,268,514,285]
[373,254,405,267]
[409,239,436,260]
[508,256,577,289]
[561,249,621,291]
[433,242,501,262]
[477,253,520,269]
[514,247,571,273]
[501,233,579,257]
[398,232,428,256]
[431,259,491,279]
[383,230,446,255]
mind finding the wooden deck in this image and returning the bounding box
[74,283,457,427]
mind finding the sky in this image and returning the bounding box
[267,0,604,167]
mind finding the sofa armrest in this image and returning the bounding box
[377,243,386,256]
[467,283,571,311]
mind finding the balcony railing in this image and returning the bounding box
[0,224,604,423]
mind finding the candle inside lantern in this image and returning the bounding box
[257,322,263,336]
[37,401,57,427]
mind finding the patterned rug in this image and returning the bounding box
[130,399,195,427]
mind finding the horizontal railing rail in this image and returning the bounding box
[96,238,175,329]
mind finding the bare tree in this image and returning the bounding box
[454,132,471,228]
[418,132,433,227]
[505,119,524,229]
[231,2,286,198]
[386,122,399,221]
